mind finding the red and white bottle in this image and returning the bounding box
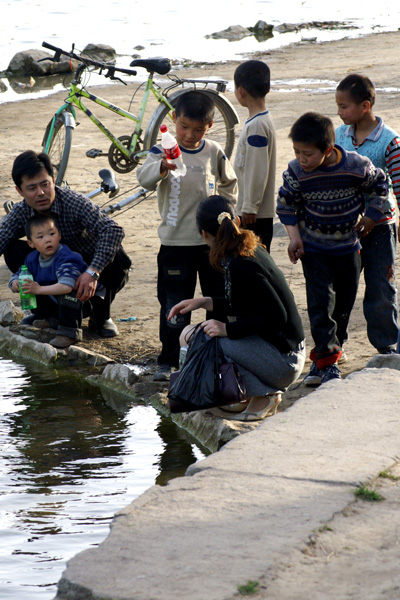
[160,124,187,178]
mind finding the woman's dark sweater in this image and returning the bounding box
[212,246,304,353]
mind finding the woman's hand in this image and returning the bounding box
[168,297,213,321]
[201,319,227,338]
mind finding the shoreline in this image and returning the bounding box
[1,29,400,106]
[2,28,400,599]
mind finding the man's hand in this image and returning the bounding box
[241,212,257,227]
[11,280,19,293]
[75,272,98,301]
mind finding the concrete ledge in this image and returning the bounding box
[54,367,400,600]
[0,327,57,364]
[0,326,112,367]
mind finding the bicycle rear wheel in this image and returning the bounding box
[144,90,238,159]
[42,111,74,185]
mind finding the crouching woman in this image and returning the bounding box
[168,195,306,421]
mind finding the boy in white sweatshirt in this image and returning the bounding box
[137,91,237,380]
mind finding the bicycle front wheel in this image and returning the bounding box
[42,111,74,185]
[144,89,238,159]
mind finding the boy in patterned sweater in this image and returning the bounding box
[277,112,388,386]
[9,214,94,349]
[336,73,400,354]
[137,91,237,380]
[233,60,276,251]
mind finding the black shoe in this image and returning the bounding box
[89,317,119,338]
[153,364,171,382]
[378,346,396,355]
[20,313,37,325]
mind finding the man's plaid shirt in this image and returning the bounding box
[0,186,125,273]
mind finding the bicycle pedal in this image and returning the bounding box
[86,148,105,158]
[3,200,14,214]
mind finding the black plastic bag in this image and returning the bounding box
[168,326,246,413]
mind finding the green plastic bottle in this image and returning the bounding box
[19,265,37,311]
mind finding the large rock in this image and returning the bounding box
[206,25,253,41]
[0,300,24,324]
[249,20,274,41]
[81,43,116,63]
[6,49,77,76]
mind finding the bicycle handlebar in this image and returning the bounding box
[41,41,138,78]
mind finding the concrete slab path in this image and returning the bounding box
[55,366,400,600]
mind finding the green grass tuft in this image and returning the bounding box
[379,470,400,481]
[238,580,260,596]
[354,486,384,502]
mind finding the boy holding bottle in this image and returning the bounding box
[137,91,237,380]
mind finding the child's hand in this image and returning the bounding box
[160,156,177,177]
[241,213,257,227]
[355,216,375,237]
[22,280,40,295]
[288,238,304,264]
[11,280,19,293]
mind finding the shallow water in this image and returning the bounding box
[1,0,399,103]
[0,356,207,600]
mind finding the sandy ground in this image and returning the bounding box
[1,31,400,401]
[1,31,400,597]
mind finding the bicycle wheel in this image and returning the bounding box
[42,110,74,185]
[144,90,238,159]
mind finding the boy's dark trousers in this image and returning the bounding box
[301,249,361,368]
[32,292,84,340]
[157,244,225,368]
[242,217,273,253]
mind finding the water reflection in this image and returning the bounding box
[0,356,207,600]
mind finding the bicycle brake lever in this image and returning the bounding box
[38,49,62,63]
[113,76,127,85]
[105,68,127,85]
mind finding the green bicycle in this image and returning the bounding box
[41,42,239,185]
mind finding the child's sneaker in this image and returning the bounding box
[321,364,341,384]
[303,362,322,387]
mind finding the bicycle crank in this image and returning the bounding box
[108,135,139,173]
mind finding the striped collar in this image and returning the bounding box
[345,116,384,145]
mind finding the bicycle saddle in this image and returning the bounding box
[98,168,119,198]
[129,58,171,75]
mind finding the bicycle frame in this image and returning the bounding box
[44,65,175,162]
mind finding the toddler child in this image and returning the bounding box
[10,214,92,348]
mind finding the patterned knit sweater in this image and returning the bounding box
[276,145,388,255]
